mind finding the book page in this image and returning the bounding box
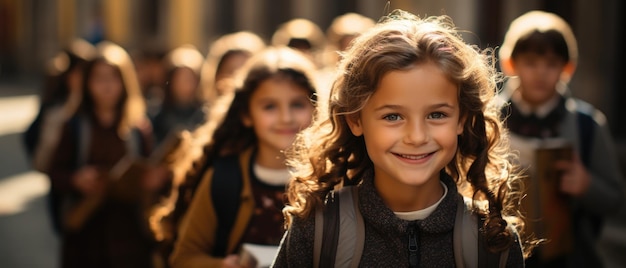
[239,243,279,268]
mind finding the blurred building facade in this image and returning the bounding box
[0,0,624,150]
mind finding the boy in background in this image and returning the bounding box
[498,10,624,268]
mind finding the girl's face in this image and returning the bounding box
[348,62,463,194]
[170,67,199,105]
[243,77,315,160]
[88,62,124,110]
[512,52,565,106]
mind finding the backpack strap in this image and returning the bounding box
[315,189,510,268]
[477,216,507,268]
[453,197,509,268]
[318,190,340,267]
[314,186,364,268]
[210,155,243,257]
[313,204,323,268]
[337,186,363,268]
[125,127,143,159]
[453,197,474,268]
[575,107,595,167]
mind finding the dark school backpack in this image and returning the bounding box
[208,154,243,257]
[573,99,595,169]
[159,153,242,263]
[22,106,45,158]
[572,99,604,238]
[313,186,510,268]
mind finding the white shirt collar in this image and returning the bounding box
[253,163,291,186]
[510,89,561,118]
[394,181,448,221]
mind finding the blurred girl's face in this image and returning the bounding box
[170,67,199,105]
[243,77,315,159]
[88,62,124,110]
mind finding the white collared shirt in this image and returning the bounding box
[394,181,448,221]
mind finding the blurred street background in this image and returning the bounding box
[1,0,625,267]
[0,77,59,268]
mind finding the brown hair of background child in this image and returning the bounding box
[284,9,530,256]
[148,46,318,260]
[272,18,327,69]
[161,44,204,109]
[80,41,147,139]
[199,31,266,107]
[498,10,578,83]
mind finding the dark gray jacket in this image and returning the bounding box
[272,171,524,267]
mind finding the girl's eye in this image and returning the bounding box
[428,112,446,119]
[383,114,402,121]
[262,103,277,110]
[291,100,308,109]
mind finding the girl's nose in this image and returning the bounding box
[403,120,428,145]
[280,106,293,123]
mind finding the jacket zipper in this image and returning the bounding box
[408,223,419,268]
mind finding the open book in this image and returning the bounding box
[239,243,280,268]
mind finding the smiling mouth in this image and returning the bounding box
[393,152,433,160]
[275,129,298,135]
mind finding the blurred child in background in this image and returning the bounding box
[167,46,317,268]
[271,18,326,70]
[498,10,624,268]
[317,12,376,105]
[324,12,375,66]
[22,38,96,235]
[200,31,266,108]
[151,44,205,145]
[147,33,266,267]
[132,48,167,118]
[45,41,163,268]
[24,38,96,173]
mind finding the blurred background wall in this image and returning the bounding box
[0,0,624,158]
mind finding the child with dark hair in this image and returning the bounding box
[45,41,159,268]
[273,9,527,267]
[271,18,326,69]
[199,31,266,107]
[24,38,96,172]
[146,34,266,267]
[151,44,206,145]
[498,10,624,268]
[163,46,318,268]
[324,12,375,64]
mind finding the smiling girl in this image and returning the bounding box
[273,10,529,267]
[168,46,318,268]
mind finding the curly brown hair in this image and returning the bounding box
[148,46,318,246]
[285,10,530,256]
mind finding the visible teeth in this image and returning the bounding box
[399,153,428,160]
